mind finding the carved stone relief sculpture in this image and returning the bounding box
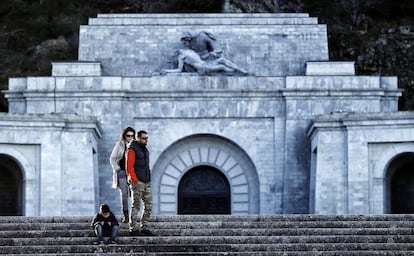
[163,30,248,75]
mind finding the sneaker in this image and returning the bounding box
[140,229,155,236]
[98,240,105,246]
[108,240,117,245]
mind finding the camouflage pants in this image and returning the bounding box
[129,181,152,231]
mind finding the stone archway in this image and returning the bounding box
[152,134,259,215]
[371,143,414,214]
[0,146,38,216]
[0,154,23,215]
[178,165,230,214]
[386,152,414,213]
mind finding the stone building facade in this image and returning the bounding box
[1,13,413,216]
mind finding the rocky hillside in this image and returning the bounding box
[0,0,412,111]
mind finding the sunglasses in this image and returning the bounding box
[126,134,134,138]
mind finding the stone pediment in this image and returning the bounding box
[78,13,328,77]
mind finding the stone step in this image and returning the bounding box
[2,220,414,230]
[2,243,414,254]
[151,221,414,230]
[1,214,414,223]
[2,235,414,246]
[4,252,414,256]
[1,215,413,255]
[2,227,413,238]
[152,214,414,222]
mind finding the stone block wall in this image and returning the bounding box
[52,62,102,76]
[2,13,404,215]
[78,13,328,77]
[5,71,400,215]
[0,113,101,216]
[308,112,414,214]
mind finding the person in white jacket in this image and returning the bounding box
[109,126,135,223]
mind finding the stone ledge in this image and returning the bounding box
[88,17,319,26]
[7,76,286,92]
[97,13,311,19]
[286,76,397,90]
[52,62,102,77]
[306,61,355,75]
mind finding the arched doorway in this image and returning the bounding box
[178,165,230,214]
[0,155,23,215]
[387,152,414,213]
[152,134,259,215]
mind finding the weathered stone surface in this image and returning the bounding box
[305,61,355,75]
[78,13,328,77]
[0,215,414,255]
[1,13,411,218]
[52,62,102,76]
[308,112,414,213]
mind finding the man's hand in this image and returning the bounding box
[137,181,146,191]
[128,176,138,184]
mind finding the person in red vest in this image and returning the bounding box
[126,130,154,236]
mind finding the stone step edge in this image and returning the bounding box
[96,13,311,18]
[2,227,414,237]
[1,214,414,223]
[3,252,414,256]
[3,221,414,228]
[1,243,414,254]
[87,17,318,26]
[2,234,413,246]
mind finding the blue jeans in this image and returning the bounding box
[94,224,119,242]
[118,170,130,213]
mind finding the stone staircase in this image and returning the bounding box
[1,215,414,255]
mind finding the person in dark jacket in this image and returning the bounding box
[126,130,153,236]
[91,204,119,245]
